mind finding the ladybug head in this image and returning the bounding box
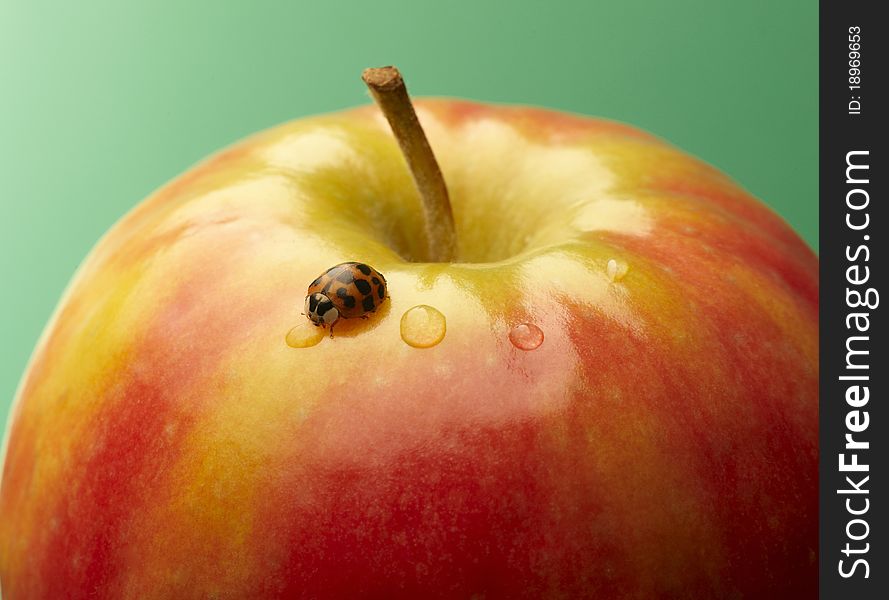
[304,292,339,327]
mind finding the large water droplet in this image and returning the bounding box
[606,258,629,282]
[508,322,544,351]
[285,322,325,348]
[400,305,446,348]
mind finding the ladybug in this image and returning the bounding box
[304,262,388,335]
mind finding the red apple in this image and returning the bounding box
[0,69,817,598]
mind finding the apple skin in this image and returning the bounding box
[0,99,817,598]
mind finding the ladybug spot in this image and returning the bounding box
[378,286,386,300]
[362,296,376,312]
[355,264,372,276]
[354,279,372,295]
[335,287,356,308]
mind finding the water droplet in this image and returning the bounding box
[508,323,544,351]
[606,258,629,282]
[285,321,325,348]
[400,305,446,348]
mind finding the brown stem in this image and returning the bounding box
[362,66,457,262]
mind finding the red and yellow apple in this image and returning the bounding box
[0,89,817,597]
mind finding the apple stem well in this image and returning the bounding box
[362,66,457,263]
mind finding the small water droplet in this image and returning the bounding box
[606,258,629,282]
[285,321,325,348]
[508,323,544,351]
[400,305,446,348]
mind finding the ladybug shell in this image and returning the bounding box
[307,262,387,319]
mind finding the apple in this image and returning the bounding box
[0,68,817,598]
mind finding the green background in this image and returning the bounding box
[0,1,816,429]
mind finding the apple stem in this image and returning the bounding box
[362,66,457,262]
